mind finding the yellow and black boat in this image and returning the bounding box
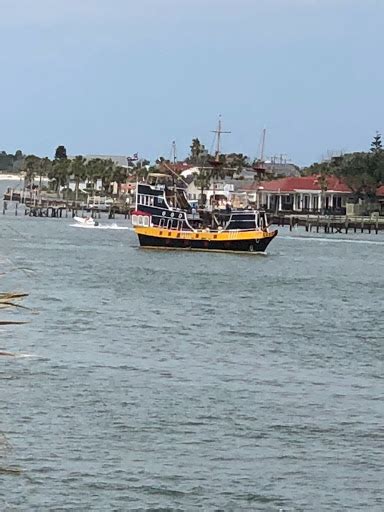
[132,175,277,253]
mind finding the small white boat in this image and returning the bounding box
[73,216,98,227]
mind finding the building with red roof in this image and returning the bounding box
[239,175,383,213]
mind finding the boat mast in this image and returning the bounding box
[172,140,177,208]
[211,115,231,163]
[260,127,266,162]
[211,115,230,208]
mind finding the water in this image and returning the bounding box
[1,191,384,510]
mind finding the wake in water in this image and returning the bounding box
[0,351,45,359]
[70,223,129,230]
[279,235,384,246]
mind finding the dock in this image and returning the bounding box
[2,196,133,219]
[271,214,384,234]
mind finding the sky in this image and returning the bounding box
[0,0,383,166]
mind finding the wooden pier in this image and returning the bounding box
[2,200,133,220]
[271,214,384,234]
[2,191,384,234]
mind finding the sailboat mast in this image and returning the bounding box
[172,140,177,166]
[210,116,231,209]
[260,127,266,162]
[215,117,221,162]
[172,140,177,208]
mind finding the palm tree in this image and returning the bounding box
[101,159,115,195]
[71,156,87,201]
[38,157,52,190]
[112,165,128,199]
[24,155,42,201]
[193,168,211,207]
[85,158,106,193]
[51,159,71,198]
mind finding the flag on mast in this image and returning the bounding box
[127,153,139,167]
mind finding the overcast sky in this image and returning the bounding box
[0,0,383,165]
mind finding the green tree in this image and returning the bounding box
[50,158,71,197]
[99,159,115,194]
[334,152,378,200]
[24,155,41,191]
[193,168,211,207]
[371,132,382,153]
[85,158,107,193]
[54,145,67,160]
[303,160,333,213]
[188,138,205,164]
[111,165,128,198]
[38,157,52,189]
[71,156,87,201]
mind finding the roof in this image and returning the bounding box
[159,162,195,174]
[239,175,352,193]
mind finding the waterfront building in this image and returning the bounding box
[240,176,355,214]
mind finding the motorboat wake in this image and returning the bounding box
[70,217,129,230]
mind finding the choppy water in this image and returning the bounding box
[1,188,384,510]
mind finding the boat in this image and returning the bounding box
[73,216,99,227]
[132,120,277,253]
[132,176,276,253]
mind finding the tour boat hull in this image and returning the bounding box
[135,226,277,253]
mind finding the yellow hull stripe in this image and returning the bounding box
[134,225,277,241]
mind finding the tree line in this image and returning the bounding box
[303,133,384,201]
[23,146,149,200]
[4,133,384,203]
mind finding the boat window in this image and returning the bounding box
[138,216,143,226]
[132,214,138,225]
[143,216,149,227]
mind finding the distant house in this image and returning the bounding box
[240,176,352,213]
